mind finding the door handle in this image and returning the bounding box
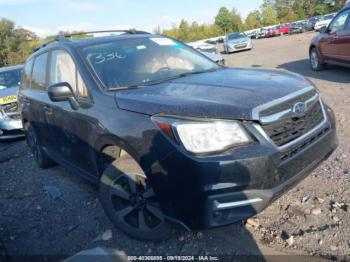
[43,105,53,114]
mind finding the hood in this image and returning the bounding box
[115,68,313,121]
[227,37,249,43]
[0,86,19,99]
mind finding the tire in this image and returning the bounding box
[310,47,325,71]
[99,158,173,241]
[24,123,56,169]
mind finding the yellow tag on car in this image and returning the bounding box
[0,95,17,104]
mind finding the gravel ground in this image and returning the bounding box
[1,32,350,261]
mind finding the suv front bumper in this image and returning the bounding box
[152,111,338,230]
[0,118,24,139]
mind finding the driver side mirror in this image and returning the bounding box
[48,82,79,110]
[320,26,328,34]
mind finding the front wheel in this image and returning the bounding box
[99,159,173,241]
[310,47,325,71]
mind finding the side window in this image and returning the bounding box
[22,58,34,89]
[329,10,350,33]
[50,50,89,98]
[32,53,48,91]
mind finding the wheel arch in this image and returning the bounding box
[93,134,142,178]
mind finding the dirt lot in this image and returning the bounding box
[1,32,350,261]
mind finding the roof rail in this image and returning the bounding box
[33,29,150,52]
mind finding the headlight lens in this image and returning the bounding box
[153,117,252,154]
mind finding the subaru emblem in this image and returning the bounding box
[293,102,307,116]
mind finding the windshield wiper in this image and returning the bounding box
[106,68,220,91]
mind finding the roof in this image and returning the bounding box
[70,33,154,48]
[33,30,153,53]
[0,65,24,73]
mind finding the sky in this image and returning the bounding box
[0,0,263,37]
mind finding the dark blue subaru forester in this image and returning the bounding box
[19,30,338,241]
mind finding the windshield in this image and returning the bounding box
[228,33,246,40]
[82,37,219,89]
[0,68,22,90]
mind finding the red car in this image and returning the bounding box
[266,25,290,37]
[309,4,350,71]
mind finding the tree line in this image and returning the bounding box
[0,19,39,67]
[163,0,347,42]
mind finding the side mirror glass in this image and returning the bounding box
[48,82,79,110]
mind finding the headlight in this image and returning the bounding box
[153,117,252,154]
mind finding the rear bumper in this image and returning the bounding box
[0,119,24,139]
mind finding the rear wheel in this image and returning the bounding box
[24,123,56,169]
[310,47,325,71]
[99,153,173,241]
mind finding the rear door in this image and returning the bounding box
[324,9,350,61]
[46,49,96,174]
[19,52,52,147]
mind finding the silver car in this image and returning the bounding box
[224,32,253,53]
[0,65,24,139]
[187,41,225,65]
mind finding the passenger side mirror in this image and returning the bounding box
[48,82,79,110]
[320,26,328,34]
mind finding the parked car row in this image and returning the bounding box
[244,13,337,40]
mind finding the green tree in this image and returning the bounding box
[215,7,232,34]
[0,19,37,66]
[245,10,262,30]
[0,19,15,66]
[314,4,328,15]
[261,3,279,25]
[231,7,244,32]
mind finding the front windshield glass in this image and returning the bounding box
[228,33,246,40]
[82,37,219,89]
[0,68,22,89]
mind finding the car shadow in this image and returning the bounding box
[277,59,350,84]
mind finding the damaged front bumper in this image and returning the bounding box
[0,118,24,139]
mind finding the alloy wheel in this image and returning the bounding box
[109,173,164,231]
[310,49,319,70]
[26,126,43,163]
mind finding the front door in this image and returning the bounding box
[45,49,96,174]
[325,9,350,62]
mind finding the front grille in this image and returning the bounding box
[261,98,325,147]
[234,43,247,49]
[1,102,21,119]
[280,126,331,161]
[260,90,317,117]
